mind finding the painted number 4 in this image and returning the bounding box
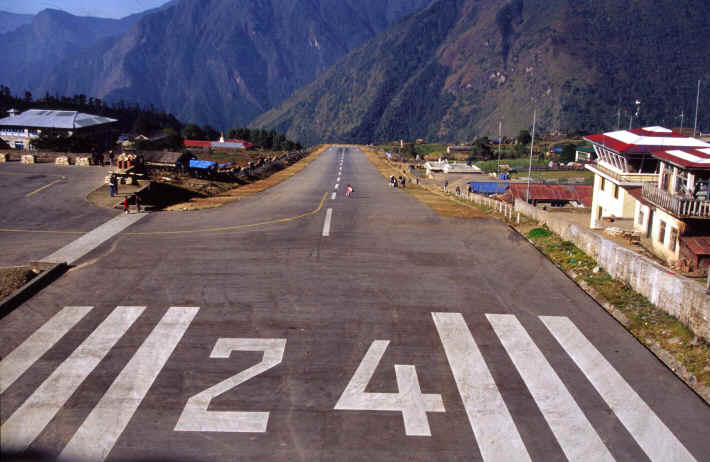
[334,340,445,436]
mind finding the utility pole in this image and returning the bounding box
[694,79,701,138]
[497,119,502,173]
[680,110,684,133]
[526,108,536,203]
[617,108,621,131]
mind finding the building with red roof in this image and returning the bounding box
[584,126,710,271]
[583,126,710,228]
[630,147,710,272]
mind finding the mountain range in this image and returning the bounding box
[255,0,710,144]
[2,0,710,144]
[0,0,430,130]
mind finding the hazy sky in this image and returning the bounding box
[0,0,168,18]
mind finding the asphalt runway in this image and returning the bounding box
[1,147,708,461]
[0,163,115,266]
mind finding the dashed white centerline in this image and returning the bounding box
[322,208,333,237]
[334,183,340,190]
[331,192,337,200]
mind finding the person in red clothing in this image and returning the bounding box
[345,184,353,197]
[123,197,129,214]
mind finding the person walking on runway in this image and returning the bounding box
[345,184,353,197]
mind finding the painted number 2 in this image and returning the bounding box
[174,338,286,433]
[334,340,445,436]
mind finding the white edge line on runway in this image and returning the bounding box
[331,192,337,200]
[540,316,698,462]
[41,213,146,264]
[322,208,333,237]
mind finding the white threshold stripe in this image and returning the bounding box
[0,306,144,452]
[60,307,199,462]
[541,316,697,462]
[42,213,145,264]
[432,313,531,462]
[331,192,337,200]
[487,314,614,462]
[0,306,93,394]
[322,208,333,237]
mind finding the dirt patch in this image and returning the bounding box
[0,267,38,299]
[361,146,487,219]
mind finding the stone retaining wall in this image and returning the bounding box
[514,198,710,342]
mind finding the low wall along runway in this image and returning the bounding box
[513,198,710,342]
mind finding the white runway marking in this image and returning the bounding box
[0,306,93,394]
[322,208,333,237]
[1,306,144,452]
[432,312,530,462]
[337,176,341,182]
[42,213,145,264]
[334,340,445,436]
[174,338,286,433]
[487,314,614,462]
[60,307,199,462]
[331,192,337,200]
[541,316,697,462]
[334,183,339,190]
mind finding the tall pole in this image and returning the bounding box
[526,108,536,203]
[680,110,684,133]
[693,79,701,137]
[617,109,621,131]
[497,119,502,173]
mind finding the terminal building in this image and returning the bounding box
[0,108,117,150]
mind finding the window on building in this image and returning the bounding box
[597,206,603,221]
[669,228,678,251]
[658,221,666,244]
[600,177,606,191]
[613,184,619,199]
[638,209,644,225]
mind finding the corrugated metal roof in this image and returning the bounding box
[680,236,710,256]
[652,148,710,170]
[509,184,593,206]
[0,109,116,129]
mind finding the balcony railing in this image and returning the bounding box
[642,183,710,218]
[587,162,658,184]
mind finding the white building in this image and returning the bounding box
[424,159,482,176]
[584,127,710,229]
[0,108,117,150]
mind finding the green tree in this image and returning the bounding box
[560,144,577,163]
[517,129,532,145]
[181,124,205,140]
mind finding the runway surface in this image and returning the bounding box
[1,147,708,461]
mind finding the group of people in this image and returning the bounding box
[389,175,406,189]
[122,195,141,214]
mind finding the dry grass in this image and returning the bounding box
[0,266,36,299]
[361,146,487,219]
[164,145,330,211]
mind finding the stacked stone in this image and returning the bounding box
[76,157,91,166]
[21,154,36,164]
[55,156,71,166]
[0,153,7,162]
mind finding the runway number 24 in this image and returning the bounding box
[173,338,444,436]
